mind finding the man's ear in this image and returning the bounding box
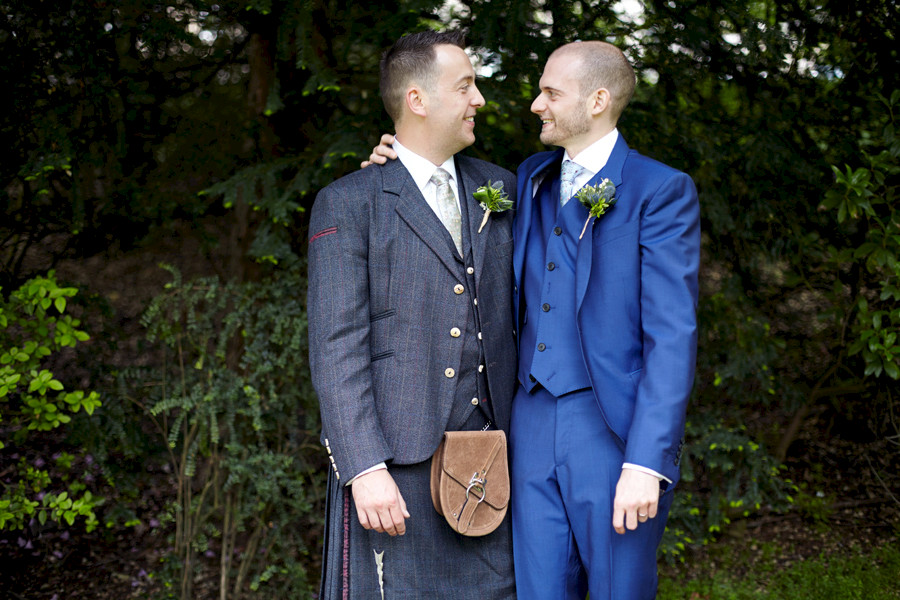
[590,88,611,116]
[405,86,427,118]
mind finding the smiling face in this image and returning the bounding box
[422,44,485,159]
[531,53,595,156]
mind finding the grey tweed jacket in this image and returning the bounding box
[307,155,517,483]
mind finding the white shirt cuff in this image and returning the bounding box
[622,463,672,484]
[345,462,387,487]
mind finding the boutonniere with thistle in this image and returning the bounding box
[576,178,617,239]
[473,180,514,233]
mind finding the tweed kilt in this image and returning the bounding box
[319,413,515,600]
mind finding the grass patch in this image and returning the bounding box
[659,541,900,599]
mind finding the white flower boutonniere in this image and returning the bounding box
[473,180,514,233]
[576,178,617,239]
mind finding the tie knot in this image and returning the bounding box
[559,159,585,206]
[430,168,451,186]
[561,159,583,182]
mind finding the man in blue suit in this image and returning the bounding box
[510,40,700,599]
[365,39,699,599]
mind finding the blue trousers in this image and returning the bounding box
[510,385,673,600]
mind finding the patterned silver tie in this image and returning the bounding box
[430,168,463,255]
[560,159,586,206]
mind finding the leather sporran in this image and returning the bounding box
[430,430,510,536]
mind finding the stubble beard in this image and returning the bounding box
[540,109,591,149]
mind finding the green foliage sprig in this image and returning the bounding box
[473,180,514,233]
[576,178,617,239]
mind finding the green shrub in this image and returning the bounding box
[0,272,102,531]
[125,265,324,599]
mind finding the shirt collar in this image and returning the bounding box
[393,138,457,190]
[563,128,619,175]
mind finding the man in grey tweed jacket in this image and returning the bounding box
[307,31,517,599]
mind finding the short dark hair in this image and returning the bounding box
[380,30,467,124]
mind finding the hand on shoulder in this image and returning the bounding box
[360,133,398,168]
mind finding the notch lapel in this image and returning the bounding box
[384,160,463,276]
[513,150,563,291]
[458,162,491,285]
[575,135,630,313]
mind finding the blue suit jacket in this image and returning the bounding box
[513,135,700,484]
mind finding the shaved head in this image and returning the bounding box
[550,41,636,122]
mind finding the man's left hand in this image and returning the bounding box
[612,468,660,534]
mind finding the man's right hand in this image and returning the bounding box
[360,133,398,168]
[351,468,410,536]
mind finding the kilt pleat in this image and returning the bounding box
[318,459,515,599]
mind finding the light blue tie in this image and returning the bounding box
[560,159,585,206]
[430,168,463,255]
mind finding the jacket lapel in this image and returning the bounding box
[386,159,462,276]
[513,150,564,291]
[458,161,491,285]
[575,135,629,312]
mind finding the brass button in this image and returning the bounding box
[547,262,556,271]
[445,368,456,378]
[454,284,465,294]
[467,267,475,275]
[450,327,461,338]
[537,343,546,352]
[471,397,479,406]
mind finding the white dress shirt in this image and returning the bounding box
[531,128,619,198]
[394,138,461,214]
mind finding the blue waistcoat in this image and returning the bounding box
[517,166,592,397]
